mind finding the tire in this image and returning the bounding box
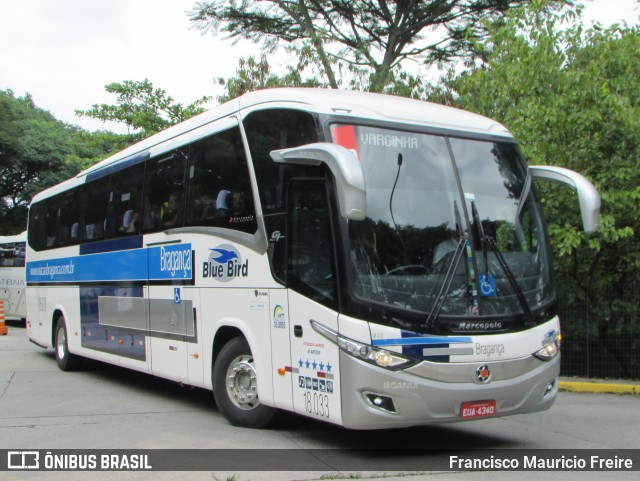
[212,336,276,428]
[54,317,81,371]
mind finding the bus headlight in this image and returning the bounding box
[311,320,416,370]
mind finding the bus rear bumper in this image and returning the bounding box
[339,351,560,430]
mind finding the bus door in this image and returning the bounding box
[13,288,26,321]
[146,237,196,383]
[28,287,47,344]
[141,147,202,384]
[285,180,342,424]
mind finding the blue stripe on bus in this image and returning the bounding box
[85,150,150,182]
[80,235,143,255]
[26,243,192,283]
[372,336,472,346]
[380,330,475,363]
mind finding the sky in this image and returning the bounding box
[1,0,638,133]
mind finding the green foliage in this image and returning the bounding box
[65,129,136,171]
[1,79,213,236]
[216,52,326,103]
[75,79,211,139]
[433,4,640,377]
[0,90,76,234]
[190,0,570,93]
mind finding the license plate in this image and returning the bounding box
[460,400,496,419]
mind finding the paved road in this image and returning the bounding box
[1,325,638,481]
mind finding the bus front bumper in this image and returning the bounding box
[339,351,560,430]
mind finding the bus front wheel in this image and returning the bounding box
[213,336,276,428]
[54,317,81,371]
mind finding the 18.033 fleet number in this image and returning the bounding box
[303,391,329,418]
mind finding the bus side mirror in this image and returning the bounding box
[270,142,366,221]
[529,165,601,234]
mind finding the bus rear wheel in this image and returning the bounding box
[54,317,81,371]
[213,336,276,428]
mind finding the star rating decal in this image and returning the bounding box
[298,359,332,372]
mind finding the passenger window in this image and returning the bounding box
[107,163,144,237]
[243,109,321,216]
[186,127,256,234]
[83,177,110,241]
[142,150,187,232]
[28,202,47,251]
[57,189,80,246]
[244,109,323,284]
[0,241,25,267]
[43,198,58,247]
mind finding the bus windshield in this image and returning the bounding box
[332,124,553,324]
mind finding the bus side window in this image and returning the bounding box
[243,109,322,284]
[28,202,47,251]
[143,150,187,233]
[83,176,110,242]
[108,163,144,236]
[57,189,81,246]
[243,109,321,216]
[287,179,338,307]
[44,200,58,247]
[186,126,257,234]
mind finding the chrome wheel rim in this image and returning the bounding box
[225,355,259,410]
[56,326,66,360]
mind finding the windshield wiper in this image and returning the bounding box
[425,236,466,328]
[470,201,534,324]
[424,201,466,328]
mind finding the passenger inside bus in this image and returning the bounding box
[215,190,245,218]
[121,210,140,234]
[198,196,216,221]
[161,192,182,227]
[85,222,105,240]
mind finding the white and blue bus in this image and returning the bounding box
[26,89,600,429]
[0,231,26,322]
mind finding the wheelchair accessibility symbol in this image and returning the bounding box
[174,288,181,304]
[479,274,497,297]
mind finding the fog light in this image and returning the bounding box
[543,380,556,398]
[364,392,396,414]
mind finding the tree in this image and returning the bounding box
[217,50,432,101]
[189,0,571,93]
[75,79,211,139]
[433,5,640,377]
[0,90,83,234]
[216,52,326,103]
[65,129,134,172]
[1,80,212,236]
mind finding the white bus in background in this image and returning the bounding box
[25,89,600,429]
[0,231,27,322]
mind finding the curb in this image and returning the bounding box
[558,380,640,395]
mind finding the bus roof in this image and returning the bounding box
[35,89,513,201]
[239,88,512,137]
